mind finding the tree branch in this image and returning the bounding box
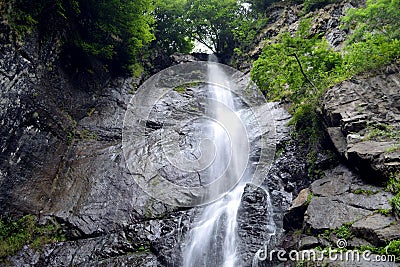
[290,52,319,93]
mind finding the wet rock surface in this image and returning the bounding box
[1,1,400,266]
[322,64,400,180]
[0,20,285,265]
[0,21,191,265]
[237,184,274,266]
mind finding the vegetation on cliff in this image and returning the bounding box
[4,0,261,73]
[251,0,400,146]
[0,215,66,261]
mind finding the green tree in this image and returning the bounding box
[72,0,155,73]
[183,0,242,59]
[251,19,342,103]
[153,0,193,55]
[7,0,155,75]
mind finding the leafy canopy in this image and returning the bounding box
[7,0,155,74]
[70,0,155,73]
[153,0,193,55]
[183,0,244,59]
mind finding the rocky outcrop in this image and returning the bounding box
[237,184,275,265]
[279,164,398,266]
[277,62,400,267]
[322,64,400,180]
[304,165,393,233]
[283,188,311,230]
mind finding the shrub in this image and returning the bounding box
[0,215,66,259]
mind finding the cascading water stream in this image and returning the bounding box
[182,55,276,267]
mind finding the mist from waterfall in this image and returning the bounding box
[182,55,276,267]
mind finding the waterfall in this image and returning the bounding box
[182,55,275,266]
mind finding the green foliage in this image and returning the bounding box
[251,19,343,105]
[386,144,400,153]
[334,223,352,240]
[5,0,52,35]
[343,35,400,74]
[79,129,98,141]
[353,189,376,196]
[390,193,400,218]
[0,215,65,259]
[86,107,95,117]
[183,0,244,59]
[318,229,332,241]
[8,0,155,74]
[72,0,155,73]
[341,0,400,74]
[306,192,314,205]
[364,123,400,142]
[232,16,269,55]
[288,102,322,146]
[358,239,400,262]
[386,172,400,217]
[342,0,400,44]
[135,244,150,253]
[376,208,391,216]
[153,0,194,55]
[385,240,400,261]
[387,172,400,194]
[0,215,35,258]
[173,82,201,93]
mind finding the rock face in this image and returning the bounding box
[308,164,395,235]
[0,20,192,265]
[283,188,311,230]
[0,19,297,265]
[322,64,400,180]
[237,184,275,265]
[279,66,400,266]
[279,165,399,267]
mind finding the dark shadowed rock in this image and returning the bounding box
[237,184,276,266]
[283,188,310,230]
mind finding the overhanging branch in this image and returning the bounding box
[290,52,319,94]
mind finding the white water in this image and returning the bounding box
[182,55,243,267]
[182,55,276,267]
